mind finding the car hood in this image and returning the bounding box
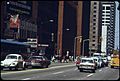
[2,59,17,65]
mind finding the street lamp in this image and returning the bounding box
[73,36,82,61]
[82,39,89,56]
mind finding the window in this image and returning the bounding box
[93,23,96,25]
[106,7,110,10]
[93,19,96,21]
[94,2,97,5]
[93,15,96,17]
[18,56,22,60]
[93,27,96,30]
[93,36,95,38]
[93,31,96,34]
[92,40,95,42]
[92,44,95,46]
[94,6,96,9]
[94,10,96,13]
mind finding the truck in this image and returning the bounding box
[110,54,120,68]
[1,54,31,70]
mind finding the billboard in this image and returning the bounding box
[9,14,20,28]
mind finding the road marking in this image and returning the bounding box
[87,74,93,77]
[22,78,31,80]
[52,71,64,74]
[1,64,75,75]
[99,69,102,72]
[74,68,77,70]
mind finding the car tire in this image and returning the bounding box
[92,69,95,73]
[79,69,83,72]
[111,66,114,68]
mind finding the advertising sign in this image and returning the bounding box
[9,14,20,28]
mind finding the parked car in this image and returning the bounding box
[76,57,96,73]
[1,54,31,70]
[28,55,51,68]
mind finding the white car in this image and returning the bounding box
[77,57,96,73]
[91,57,103,68]
[1,54,27,70]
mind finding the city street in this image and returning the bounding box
[1,62,119,80]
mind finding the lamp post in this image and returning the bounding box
[82,39,89,56]
[73,36,82,61]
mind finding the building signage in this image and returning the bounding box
[10,14,20,28]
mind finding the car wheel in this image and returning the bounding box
[111,66,114,68]
[77,66,80,70]
[79,69,83,72]
[92,69,95,73]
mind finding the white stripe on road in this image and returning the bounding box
[1,64,74,75]
[22,78,31,80]
[52,71,64,74]
[74,68,77,71]
[87,74,93,77]
[99,69,102,72]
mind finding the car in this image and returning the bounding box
[102,57,108,66]
[77,57,96,73]
[28,55,51,68]
[91,57,100,69]
[1,54,30,70]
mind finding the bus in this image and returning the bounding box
[1,39,31,61]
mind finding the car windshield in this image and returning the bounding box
[6,56,17,59]
[82,59,93,63]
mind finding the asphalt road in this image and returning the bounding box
[1,63,119,80]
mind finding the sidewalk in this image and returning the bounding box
[50,61,75,67]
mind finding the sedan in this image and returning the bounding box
[28,55,51,68]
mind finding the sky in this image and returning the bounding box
[114,1,119,50]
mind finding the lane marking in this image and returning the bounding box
[22,78,31,80]
[1,64,75,75]
[99,69,102,72]
[52,71,64,74]
[87,74,93,77]
[74,68,77,71]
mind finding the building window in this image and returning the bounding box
[106,7,110,10]
[94,10,96,13]
[93,15,96,17]
[92,44,95,46]
[93,19,96,21]
[93,27,96,30]
[93,31,96,34]
[94,2,97,5]
[94,6,96,9]
[102,7,105,10]
[93,23,96,25]
[93,36,96,38]
[92,40,95,42]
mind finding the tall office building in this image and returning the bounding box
[101,1,116,55]
[89,1,101,54]
[89,1,116,55]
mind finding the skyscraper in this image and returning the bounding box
[101,1,116,55]
[89,1,116,55]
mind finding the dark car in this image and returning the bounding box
[28,55,51,68]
